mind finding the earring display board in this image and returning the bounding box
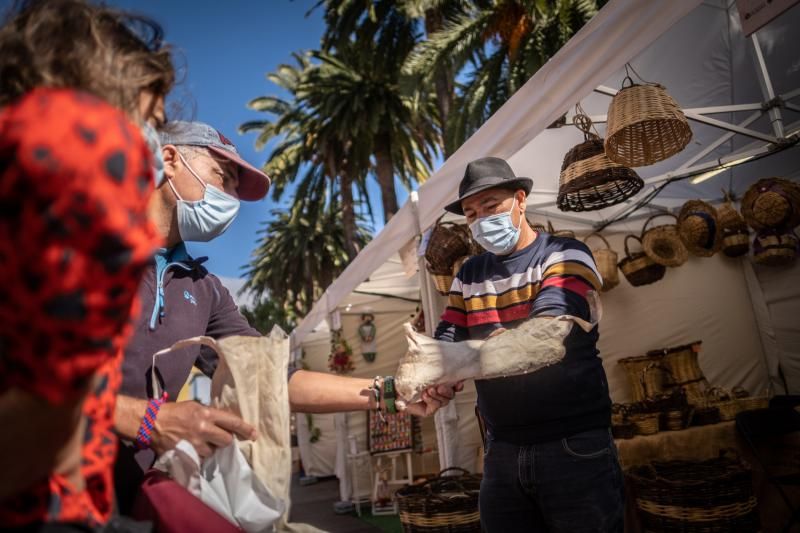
[367,411,416,454]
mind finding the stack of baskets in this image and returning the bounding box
[396,468,481,533]
[717,195,750,258]
[424,219,475,295]
[627,454,760,532]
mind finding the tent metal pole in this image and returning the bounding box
[677,111,762,169]
[682,111,778,143]
[750,33,785,139]
[567,103,764,126]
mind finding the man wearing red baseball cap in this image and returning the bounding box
[112,121,457,512]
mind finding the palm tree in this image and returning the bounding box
[404,0,603,150]
[310,0,442,221]
[242,191,371,318]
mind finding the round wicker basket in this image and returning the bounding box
[605,82,692,167]
[618,234,666,287]
[558,134,643,212]
[678,200,721,257]
[642,213,689,267]
[741,177,800,231]
[752,229,799,266]
[583,233,619,292]
[396,467,481,533]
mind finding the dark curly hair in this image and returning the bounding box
[0,0,175,117]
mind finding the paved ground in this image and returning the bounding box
[288,476,380,533]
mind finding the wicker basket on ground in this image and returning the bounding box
[752,229,799,266]
[583,233,619,291]
[642,213,689,267]
[630,413,660,436]
[678,200,721,257]
[618,354,667,402]
[605,81,692,167]
[627,454,760,532]
[425,219,474,295]
[652,341,707,405]
[618,234,666,287]
[690,406,721,427]
[557,124,643,212]
[396,467,481,533]
[717,196,750,258]
[741,177,800,231]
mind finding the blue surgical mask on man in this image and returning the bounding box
[166,152,240,242]
[469,197,522,255]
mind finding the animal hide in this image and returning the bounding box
[395,294,601,405]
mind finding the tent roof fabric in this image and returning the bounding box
[291,0,799,349]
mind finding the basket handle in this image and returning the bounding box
[583,232,611,250]
[624,234,643,257]
[547,220,555,233]
[642,213,678,235]
[438,466,470,477]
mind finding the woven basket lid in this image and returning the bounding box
[678,200,722,257]
[741,177,800,231]
[605,83,692,167]
[558,134,643,212]
[641,213,689,267]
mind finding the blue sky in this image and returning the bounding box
[102,0,410,278]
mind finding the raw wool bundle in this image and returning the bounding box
[717,196,750,258]
[583,233,618,291]
[605,80,692,167]
[395,294,600,404]
[677,200,721,257]
[618,234,666,287]
[641,213,688,267]
[741,177,800,231]
[209,330,324,533]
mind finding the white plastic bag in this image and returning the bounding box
[153,439,285,533]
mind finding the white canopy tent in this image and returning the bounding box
[293,0,800,489]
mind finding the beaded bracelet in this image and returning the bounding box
[133,392,168,450]
[383,376,397,414]
[369,376,385,422]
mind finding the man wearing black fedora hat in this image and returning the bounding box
[435,157,623,532]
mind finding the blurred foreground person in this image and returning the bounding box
[0,0,174,528]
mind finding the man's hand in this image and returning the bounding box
[401,381,464,417]
[151,401,257,458]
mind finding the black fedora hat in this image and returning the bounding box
[444,157,533,215]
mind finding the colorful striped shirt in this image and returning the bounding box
[435,232,612,444]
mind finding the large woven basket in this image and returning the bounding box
[717,199,750,257]
[396,467,481,533]
[741,177,800,231]
[642,213,689,267]
[618,353,667,402]
[653,341,707,405]
[558,133,643,212]
[605,82,692,167]
[628,454,760,532]
[752,229,799,266]
[618,234,666,287]
[583,233,618,291]
[678,200,721,257]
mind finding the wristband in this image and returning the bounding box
[383,376,397,414]
[134,392,168,450]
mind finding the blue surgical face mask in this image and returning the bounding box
[469,198,522,255]
[167,152,240,242]
[140,122,165,187]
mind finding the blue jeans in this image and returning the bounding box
[480,428,624,532]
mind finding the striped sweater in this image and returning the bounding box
[435,232,612,444]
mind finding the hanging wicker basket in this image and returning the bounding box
[618,234,666,287]
[677,200,721,257]
[741,177,800,231]
[546,220,575,239]
[752,229,799,266]
[558,130,643,212]
[583,233,618,292]
[424,218,473,274]
[605,81,692,167]
[717,198,750,258]
[642,213,689,267]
